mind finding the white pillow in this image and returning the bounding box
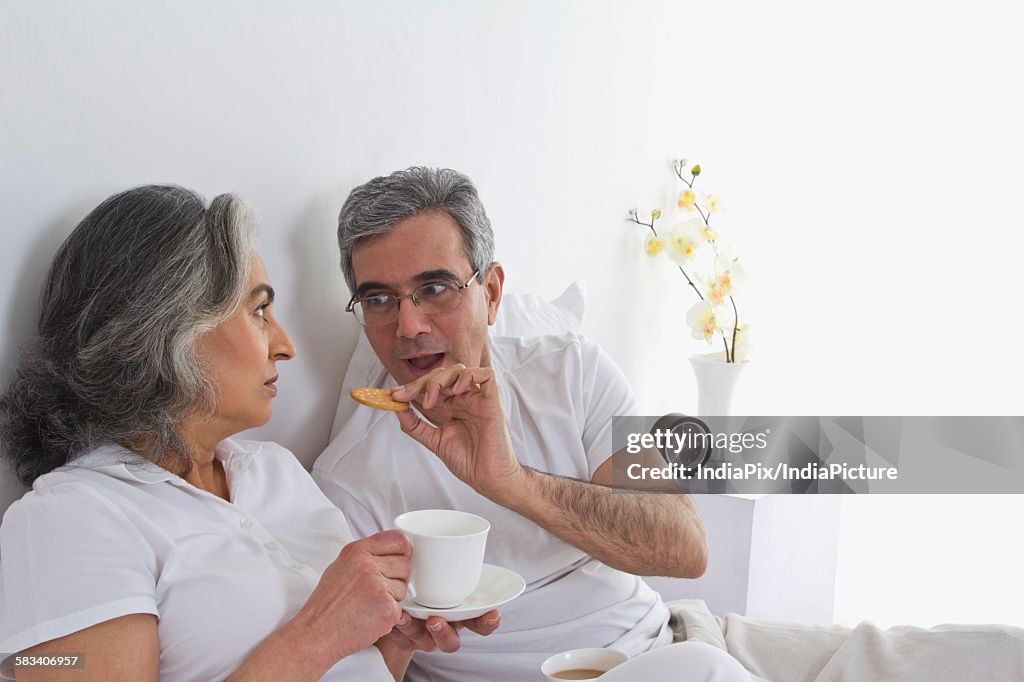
[490,280,586,337]
[328,281,586,439]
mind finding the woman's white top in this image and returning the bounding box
[0,438,392,681]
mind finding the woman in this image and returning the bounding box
[0,185,497,680]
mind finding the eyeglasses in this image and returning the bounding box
[346,270,480,327]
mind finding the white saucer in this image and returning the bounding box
[400,563,526,621]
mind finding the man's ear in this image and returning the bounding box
[483,262,505,326]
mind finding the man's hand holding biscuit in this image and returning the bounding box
[388,364,524,501]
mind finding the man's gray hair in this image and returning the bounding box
[337,167,495,291]
[0,185,256,484]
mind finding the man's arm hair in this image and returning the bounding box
[498,466,708,578]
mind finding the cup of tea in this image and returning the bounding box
[394,509,490,608]
[541,647,628,680]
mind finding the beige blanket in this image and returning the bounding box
[667,599,1024,682]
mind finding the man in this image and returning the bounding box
[313,167,749,681]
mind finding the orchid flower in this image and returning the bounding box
[686,300,722,343]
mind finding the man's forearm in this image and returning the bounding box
[491,467,708,578]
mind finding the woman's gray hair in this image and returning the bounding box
[337,167,495,291]
[0,185,256,485]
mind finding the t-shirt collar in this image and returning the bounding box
[64,438,257,485]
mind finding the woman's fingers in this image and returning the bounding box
[390,614,463,653]
[384,577,408,602]
[361,529,413,558]
[374,553,412,581]
[459,610,501,636]
[390,611,500,655]
[423,617,462,653]
[392,613,438,652]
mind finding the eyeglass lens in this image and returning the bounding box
[355,281,461,325]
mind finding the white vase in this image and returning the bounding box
[689,353,746,417]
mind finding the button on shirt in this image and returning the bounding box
[0,439,391,681]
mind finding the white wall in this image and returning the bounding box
[2,0,1023,627]
[1,0,693,504]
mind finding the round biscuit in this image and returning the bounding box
[350,386,410,412]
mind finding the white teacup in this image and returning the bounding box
[541,648,628,681]
[394,509,490,608]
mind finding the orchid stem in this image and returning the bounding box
[695,204,709,226]
[729,295,739,363]
[681,267,704,301]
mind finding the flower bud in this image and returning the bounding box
[691,164,701,177]
[651,209,662,219]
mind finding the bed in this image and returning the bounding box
[665,599,1024,681]
[332,284,1024,681]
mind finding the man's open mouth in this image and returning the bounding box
[404,353,446,375]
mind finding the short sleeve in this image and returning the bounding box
[0,484,158,653]
[580,338,638,476]
[311,471,384,539]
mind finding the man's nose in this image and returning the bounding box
[394,298,432,338]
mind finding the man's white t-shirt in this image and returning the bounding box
[0,439,392,681]
[313,333,673,682]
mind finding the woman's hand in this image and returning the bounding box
[386,609,501,653]
[293,530,413,663]
[14,533,414,682]
[227,531,413,680]
[375,610,502,680]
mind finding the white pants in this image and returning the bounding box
[599,641,753,682]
